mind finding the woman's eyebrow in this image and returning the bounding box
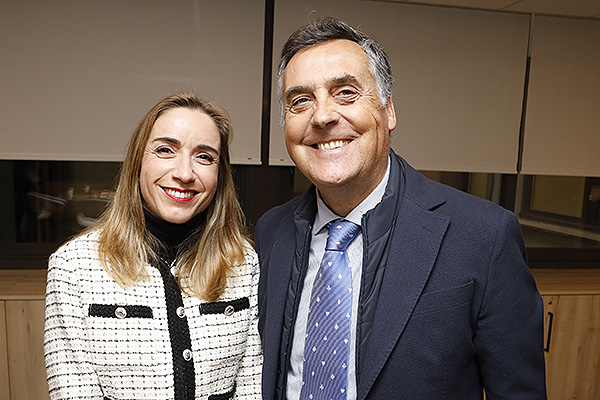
[150,138,218,155]
[195,144,219,154]
[151,136,180,145]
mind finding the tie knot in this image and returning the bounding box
[325,220,360,251]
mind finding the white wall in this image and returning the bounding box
[0,0,265,164]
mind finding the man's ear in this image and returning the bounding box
[385,95,397,132]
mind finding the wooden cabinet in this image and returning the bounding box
[532,269,600,400]
[543,295,600,399]
[0,301,9,400]
[4,300,48,400]
[0,270,49,400]
[0,268,598,399]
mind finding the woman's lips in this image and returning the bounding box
[163,187,198,201]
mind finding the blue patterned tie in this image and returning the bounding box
[301,219,361,400]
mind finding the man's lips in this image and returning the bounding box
[312,139,352,150]
[162,187,198,201]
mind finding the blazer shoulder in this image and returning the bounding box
[403,161,510,220]
[256,191,311,235]
[50,230,101,263]
[257,201,293,227]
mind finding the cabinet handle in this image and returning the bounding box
[544,311,554,352]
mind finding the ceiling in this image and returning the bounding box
[362,0,600,20]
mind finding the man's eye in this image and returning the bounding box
[336,88,359,102]
[293,97,308,105]
[289,97,311,112]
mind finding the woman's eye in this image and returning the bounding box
[196,152,217,165]
[153,146,175,157]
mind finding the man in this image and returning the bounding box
[256,17,546,400]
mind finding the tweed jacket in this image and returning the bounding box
[44,230,262,400]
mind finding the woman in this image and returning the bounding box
[44,92,262,399]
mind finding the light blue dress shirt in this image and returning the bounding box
[287,157,391,400]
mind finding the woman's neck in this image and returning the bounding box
[143,208,204,258]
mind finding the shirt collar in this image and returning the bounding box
[314,155,391,234]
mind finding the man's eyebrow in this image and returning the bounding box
[284,85,311,103]
[327,74,361,88]
[284,74,362,103]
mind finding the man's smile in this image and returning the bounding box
[314,139,352,150]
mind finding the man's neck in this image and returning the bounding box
[317,156,391,217]
[319,185,376,217]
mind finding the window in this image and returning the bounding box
[0,160,120,246]
[292,168,600,268]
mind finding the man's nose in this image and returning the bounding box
[310,97,339,128]
[172,155,195,182]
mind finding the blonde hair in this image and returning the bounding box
[91,92,248,301]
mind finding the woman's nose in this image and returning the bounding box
[172,156,195,182]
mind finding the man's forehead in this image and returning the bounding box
[283,40,371,87]
[288,39,366,64]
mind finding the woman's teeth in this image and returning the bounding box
[164,188,195,199]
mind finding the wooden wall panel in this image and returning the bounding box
[5,300,49,400]
[543,295,600,400]
[0,301,9,400]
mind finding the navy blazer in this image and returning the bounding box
[256,152,546,400]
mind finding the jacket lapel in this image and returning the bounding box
[261,212,297,399]
[357,165,450,400]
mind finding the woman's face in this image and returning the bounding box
[140,107,220,224]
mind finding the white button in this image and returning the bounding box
[176,306,185,318]
[115,307,127,319]
[170,266,179,276]
[182,349,192,361]
[224,305,235,316]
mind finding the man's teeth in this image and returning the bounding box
[164,188,195,199]
[317,140,349,150]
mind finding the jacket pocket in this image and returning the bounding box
[199,297,249,316]
[195,297,251,370]
[85,303,161,376]
[412,280,474,317]
[89,303,153,319]
[208,384,235,400]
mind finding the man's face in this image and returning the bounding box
[283,39,396,206]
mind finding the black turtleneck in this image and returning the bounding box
[144,208,205,262]
[143,208,203,400]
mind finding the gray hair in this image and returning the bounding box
[277,17,393,115]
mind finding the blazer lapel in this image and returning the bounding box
[357,196,449,400]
